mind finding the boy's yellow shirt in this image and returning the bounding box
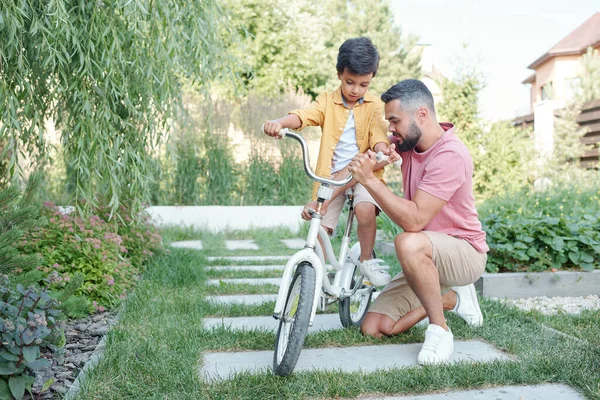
[289,87,390,199]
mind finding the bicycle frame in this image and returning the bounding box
[272,129,372,326]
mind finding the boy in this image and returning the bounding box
[263,37,392,286]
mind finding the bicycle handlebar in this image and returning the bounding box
[262,125,352,187]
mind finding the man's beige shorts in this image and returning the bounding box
[368,231,487,322]
[321,183,379,230]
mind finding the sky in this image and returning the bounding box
[390,0,599,121]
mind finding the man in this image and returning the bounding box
[347,79,489,365]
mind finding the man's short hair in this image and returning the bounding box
[336,37,380,77]
[381,79,436,114]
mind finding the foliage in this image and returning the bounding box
[479,175,600,272]
[0,0,240,216]
[226,0,421,97]
[0,174,43,275]
[580,47,600,103]
[437,67,535,200]
[94,203,163,269]
[18,204,138,311]
[0,276,60,400]
[236,89,312,205]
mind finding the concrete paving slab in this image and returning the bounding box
[205,291,379,307]
[207,255,289,262]
[281,239,306,249]
[225,240,259,250]
[206,278,281,286]
[205,294,278,305]
[203,313,343,332]
[476,270,600,299]
[200,340,511,382]
[170,240,203,250]
[362,384,586,399]
[206,265,285,272]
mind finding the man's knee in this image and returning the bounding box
[361,313,393,337]
[394,232,431,263]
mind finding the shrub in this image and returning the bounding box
[0,276,60,400]
[94,203,163,269]
[479,177,600,272]
[18,204,138,310]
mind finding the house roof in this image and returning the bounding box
[521,73,536,84]
[527,12,600,70]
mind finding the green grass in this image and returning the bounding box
[73,241,600,400]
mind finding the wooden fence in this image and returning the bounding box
[577,99,600,168]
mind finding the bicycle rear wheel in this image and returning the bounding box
[273,262,316,376]
[339,263,373,328]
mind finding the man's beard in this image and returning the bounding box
[396,121,422,152]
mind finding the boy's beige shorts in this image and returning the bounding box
[321,183,379,230]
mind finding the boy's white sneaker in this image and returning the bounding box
[450,284,483,327]
[417,324,454,365]
[359,258,391,286]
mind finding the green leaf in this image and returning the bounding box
[581,262,595,271]
[0,379,11,400]
[40,378,54,393]
[0,362,18,375]
[0,350,19,362]
[21,347,38,363]
[8,376,26,400]
[568,251,580,264]
[551,236,564,251]
[580,252,594,263]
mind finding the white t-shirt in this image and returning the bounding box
[332,110,359,173]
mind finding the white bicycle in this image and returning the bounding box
[268,127,398,376]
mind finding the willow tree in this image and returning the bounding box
[0,0,238,214]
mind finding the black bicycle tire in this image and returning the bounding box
[338,264,373,328]
[273,262,316,376]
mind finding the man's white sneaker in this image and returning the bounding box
[359,258,391,286]
[417,324,454,365]
[415,317,429,327]
[450,284,483,327]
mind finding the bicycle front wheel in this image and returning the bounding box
[273,262,316,376]
[339,264,373,328]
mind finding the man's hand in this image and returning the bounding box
[348,151,378,184]
[263,120,283,139]
[301,201,328,221]
[383,143,401,165]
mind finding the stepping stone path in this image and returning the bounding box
[170,240,203,250]
[225,240,259,250]
[169,238,584,399]
[206,265,284,272]
[281,238,305,249]
[206,278,281,286]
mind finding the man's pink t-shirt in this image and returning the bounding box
[390,123,489,253]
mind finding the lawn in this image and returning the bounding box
[72,228,600,400]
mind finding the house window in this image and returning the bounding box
[541,82,554,101]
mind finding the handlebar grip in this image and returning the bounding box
[261,124,287,138]
[376,151,402,168]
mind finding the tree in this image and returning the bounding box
[225,0,421,98]
[437,67,533,200]
[0,0,239,215]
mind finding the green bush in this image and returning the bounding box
[0,276,60,400]
[18,204,138,310]
[479,178,600,272]
[94,204,163,269]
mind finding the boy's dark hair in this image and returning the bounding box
[381,79,436,114]
[336,37,380,77]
